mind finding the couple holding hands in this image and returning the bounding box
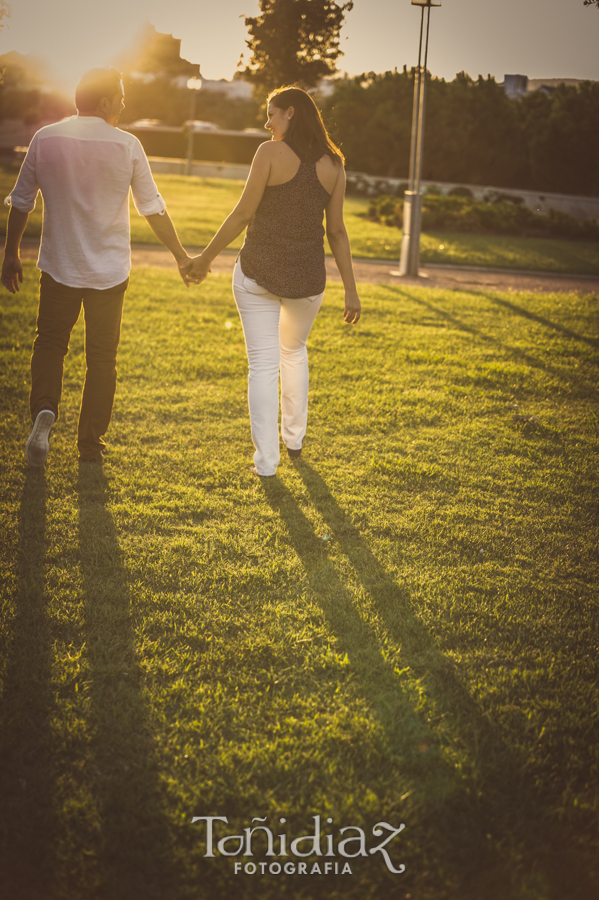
[2,68,361,477]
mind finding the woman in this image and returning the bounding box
[185,86,361,476]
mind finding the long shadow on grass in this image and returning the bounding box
[0,468,56,898]
[77,465,178,900]
[482,292,599,350]
[259,471,500,895]
[394,287,598,399]
[261,463,596,899]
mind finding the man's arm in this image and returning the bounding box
[2,206,29,293]
[143,211,193,285]
[2,132,39,294]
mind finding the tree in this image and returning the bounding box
[322,71,599,196]
[0,1,10,85]
[0,52,74,124]
[518,81,599,196]
[320,70,413,177]
[583,1,599,8]
[239,0,353,96]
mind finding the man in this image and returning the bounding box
[1,67,194,465]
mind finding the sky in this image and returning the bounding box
[0,0,597,93]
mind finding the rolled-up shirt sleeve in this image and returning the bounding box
[5,136,39,213]
[130,139,167,216]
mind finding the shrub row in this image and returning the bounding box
[366,192,599,241]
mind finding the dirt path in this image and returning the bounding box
[19,240,599,294]
[126,246,599,294]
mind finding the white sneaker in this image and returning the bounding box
[25,410,55,466]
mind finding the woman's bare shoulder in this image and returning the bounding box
[316,153,343,194]
[255,140,291,159]
[254,139,297,170]
[318,153,343,171]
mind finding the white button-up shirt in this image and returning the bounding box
[7,115,166,289]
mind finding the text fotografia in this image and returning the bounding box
[191,815,406,875]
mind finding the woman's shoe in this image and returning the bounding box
[250,466,275,477]
[286,446,302,459]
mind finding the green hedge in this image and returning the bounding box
[367,192,599,241]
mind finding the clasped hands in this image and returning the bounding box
[177,253,211,287]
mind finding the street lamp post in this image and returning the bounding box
[394,0,441,277]
[185,76,203,176]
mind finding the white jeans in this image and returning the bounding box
[233,259,324,475]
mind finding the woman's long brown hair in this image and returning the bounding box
[267,86,344,166]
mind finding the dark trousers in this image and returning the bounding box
[30,272,128,459]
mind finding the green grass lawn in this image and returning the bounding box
[2,165,598,275]
[1,262,598,899]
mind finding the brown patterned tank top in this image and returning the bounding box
[238,140,331,299]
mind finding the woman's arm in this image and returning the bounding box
[325,167,361,325]
[185,144,273,282]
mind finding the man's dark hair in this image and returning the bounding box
[75,67,123,114]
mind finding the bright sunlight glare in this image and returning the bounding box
[0,0,260,92]
[0,0,597,96]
